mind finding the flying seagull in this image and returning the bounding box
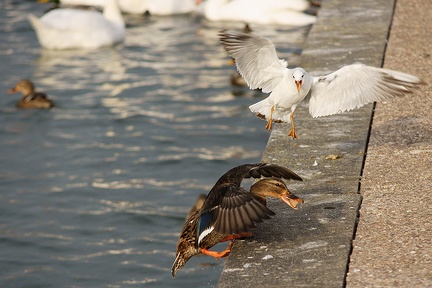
[219,30,425,138]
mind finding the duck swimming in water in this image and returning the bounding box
[7,79,54,109]
[171,163,303,277]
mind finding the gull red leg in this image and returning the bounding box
[287,112,298,139]
[265,105,275,130]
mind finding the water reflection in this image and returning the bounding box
[0,2,310,287]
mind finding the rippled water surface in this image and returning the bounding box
[0,1,309,287]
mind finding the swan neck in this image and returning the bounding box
[104,0,125,28]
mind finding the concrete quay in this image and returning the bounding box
[218,0,431,287]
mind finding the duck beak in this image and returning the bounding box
[280,193,304,210]
[7,87,18,94]
[295,80,302,93]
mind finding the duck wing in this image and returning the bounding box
[30,92,49,101]
[243,163,303,181]
[197,163,302,243]
[197,185,274,245]
[212,163,302,189]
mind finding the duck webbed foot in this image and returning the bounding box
[201,240,235,260]
[201,232,253,260]
[220,232,253,242]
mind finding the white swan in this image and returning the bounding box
[119,0,197,15]
[48,0,105,7]
[197,0,316,26]
[29,0,125,50]
[45,0,197,15]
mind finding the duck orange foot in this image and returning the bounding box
[201,232,253,260]
[201,240,234,260]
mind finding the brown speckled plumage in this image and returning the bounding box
[8,79,54,109]
[171,163,303,277]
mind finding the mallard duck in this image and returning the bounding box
[8,79,54,109]
[171,163,303,277]
[29,0,125,50]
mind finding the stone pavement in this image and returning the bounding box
[346,0,432,286]
[218,0,431,287]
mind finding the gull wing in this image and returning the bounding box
[306,63,424,118]
[219,31,287,93]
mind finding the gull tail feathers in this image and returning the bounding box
[249,99,291,123]
[249,99,272,119]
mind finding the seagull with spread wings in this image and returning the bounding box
[219,31,425,139]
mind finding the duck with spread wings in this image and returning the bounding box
[171,163,303,277]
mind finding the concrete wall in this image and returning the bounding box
[218,0,395,286]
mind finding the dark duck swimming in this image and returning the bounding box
[8,79,54,109]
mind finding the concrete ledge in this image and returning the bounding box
[218,0,395,287]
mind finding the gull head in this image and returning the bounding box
[292,68,306,93]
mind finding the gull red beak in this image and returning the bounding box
[295,80,302,93]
